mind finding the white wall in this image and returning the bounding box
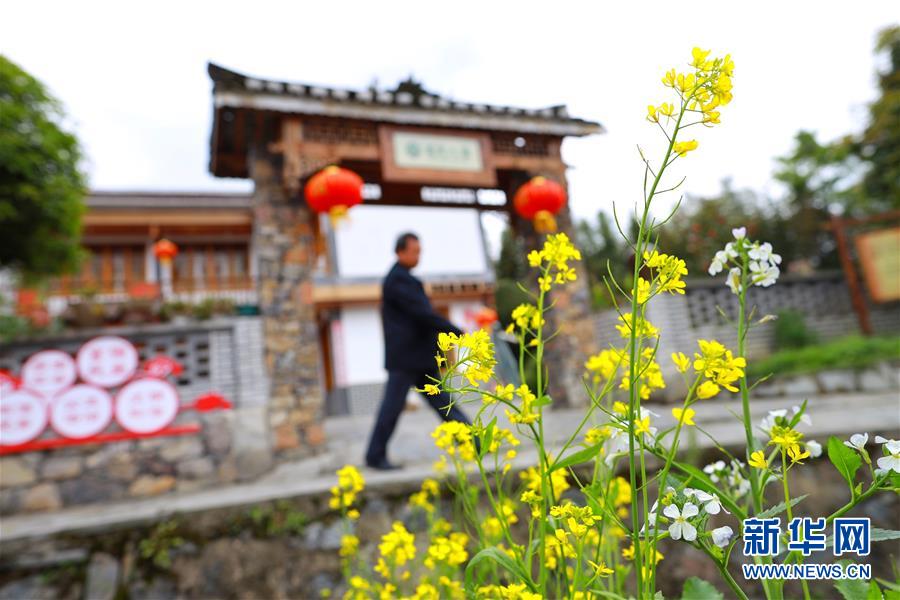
[335,299,490,385]
[337,307,385,385]
[333,205,489,279]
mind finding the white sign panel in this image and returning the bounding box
[115,379,180,434]
[77,336,139,388]
[21,350,77,399]
[0,389,48,446]
[49,385,113,439]
[392,131,483,172]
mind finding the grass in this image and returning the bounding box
[748,335,900,379]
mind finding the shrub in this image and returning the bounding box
[773,309,817,350]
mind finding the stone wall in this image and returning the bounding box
[0,318,274,515]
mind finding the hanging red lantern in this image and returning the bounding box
[473,307,499,330]
[153,238,179,267]
[304,165,364,223]
[513,176,567,233]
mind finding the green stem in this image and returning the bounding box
[737,256,762,515]
[648,378,700,592]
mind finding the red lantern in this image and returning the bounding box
[153,239,178,267]
[513,176,567,233]
[474,307,499,330]
[304,165,364,223]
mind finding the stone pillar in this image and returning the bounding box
[250,148,326,458]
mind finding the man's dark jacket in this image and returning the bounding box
[381,262,463,371]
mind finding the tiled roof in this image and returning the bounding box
[208,63,602,137]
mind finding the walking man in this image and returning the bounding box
[365,232,471,470]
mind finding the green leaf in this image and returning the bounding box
[464,547,533,596]
[872,528,900,543]
[867,581,884,600]
[680,576,724,600]
[757,494,809,519]
[549,444,604,473]
[479,419,496,459]
[836,578,873,600]
[828,436,862,489]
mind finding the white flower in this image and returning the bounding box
[760,406,810,435]
[708,250,731,275]
[875,437,900,473]
[806,440,822,458]
[844,433,869,452]
[726,267,742,294]
[760,409,788,434]
[663,502,699,541]
[642,499,662,534]
[748,242,774,262]
[769,252,782,265]
[750,261,779,287]
[792,405,812,427]
[704,460,726,482]
[728,459,750,496]
[604,428,629,466]
[692,490,728,515]
[732,227,746,240]
[724,242,739,258]
[711,526,734,548]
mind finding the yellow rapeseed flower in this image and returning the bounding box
[673,140,699,156]
[749,450,769,469]
[696,380,720,399]
[329,465,365,511]
[339,534,359,557]
[672,406,696,426]
[615,313,659,339]
[672,352,691,373]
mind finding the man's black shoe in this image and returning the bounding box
[366,460,402,471]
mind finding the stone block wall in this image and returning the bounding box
[249,151,327,459]
[0,317,275,515]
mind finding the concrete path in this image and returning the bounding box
[1,391,897,543]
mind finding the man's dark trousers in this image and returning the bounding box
[365,368,469,466]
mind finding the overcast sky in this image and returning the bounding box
[2,2,896,229]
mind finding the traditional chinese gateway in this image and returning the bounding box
[205,62,603,456]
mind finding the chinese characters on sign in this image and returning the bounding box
[743,517,871,557]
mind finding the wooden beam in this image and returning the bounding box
[83,211,252,227]
[831,214,873,335]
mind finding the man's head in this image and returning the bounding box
[395,232,420,269]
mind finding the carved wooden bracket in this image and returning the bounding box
[268,119,339,193]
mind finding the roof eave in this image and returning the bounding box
[212,90,603,137]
